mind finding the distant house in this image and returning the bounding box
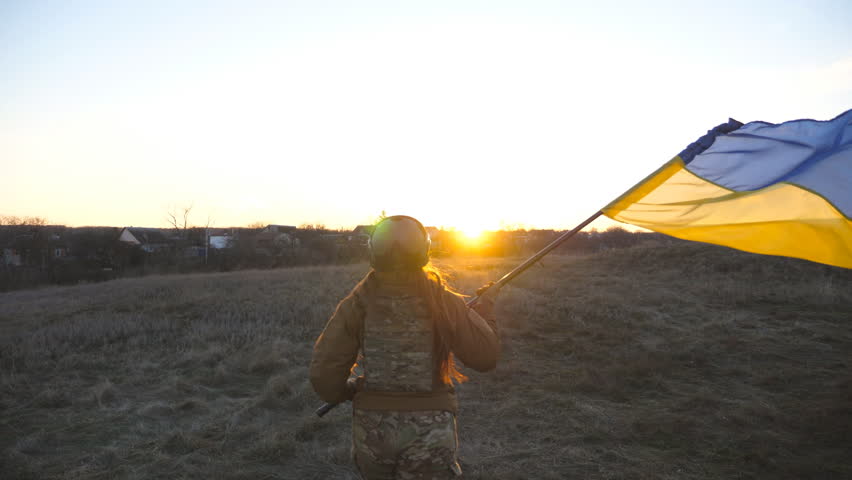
[0,227,22,266]
[0,225,70,267]
[263,225,297,234]
[206,228,237,249]
[65,227,121,262]
[209,235,234,249]
[250,225,301,254]
[349,225,374,245]
[118,227,174,253]
[46,231,68,258]
[352,225,375,236]
[2,247,22,266]
[254,230,299,255]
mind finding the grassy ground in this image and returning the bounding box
[1,244,850,479]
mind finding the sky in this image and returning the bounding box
[2,0,851,232]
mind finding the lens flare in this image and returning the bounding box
[461,228,485,242]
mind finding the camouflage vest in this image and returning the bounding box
[361,283,434,392]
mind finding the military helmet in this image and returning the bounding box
[369,215,431,271]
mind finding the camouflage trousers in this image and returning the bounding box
[352,409,463,479]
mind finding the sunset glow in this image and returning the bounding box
[2,2,851,230]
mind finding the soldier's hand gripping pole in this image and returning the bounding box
[315,211,604,417]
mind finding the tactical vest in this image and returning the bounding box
[361,283,434,393]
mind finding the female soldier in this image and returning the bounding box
[310,215,501,479]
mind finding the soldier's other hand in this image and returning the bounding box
[345,375,365,400]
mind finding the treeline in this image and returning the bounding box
[0,223,679,292]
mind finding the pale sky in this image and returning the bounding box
[3,0,851,232]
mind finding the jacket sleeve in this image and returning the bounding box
[444,291,501,372]
[309,292,364,404]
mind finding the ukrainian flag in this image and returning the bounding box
[603,109,852,269]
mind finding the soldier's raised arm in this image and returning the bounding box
[443,284,501,372]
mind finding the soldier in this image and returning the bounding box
[310,215,501,479]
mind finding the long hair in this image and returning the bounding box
[419,263,468,385]
[354,263,468,386]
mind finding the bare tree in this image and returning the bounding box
[166,204,194,233]
[165,204,217,263]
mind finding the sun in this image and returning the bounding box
[460,227,485,242]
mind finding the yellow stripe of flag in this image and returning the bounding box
[603,157,852,268]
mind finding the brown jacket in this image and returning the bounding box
[309,271,500,413]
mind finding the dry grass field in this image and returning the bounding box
[1,243,851,479]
